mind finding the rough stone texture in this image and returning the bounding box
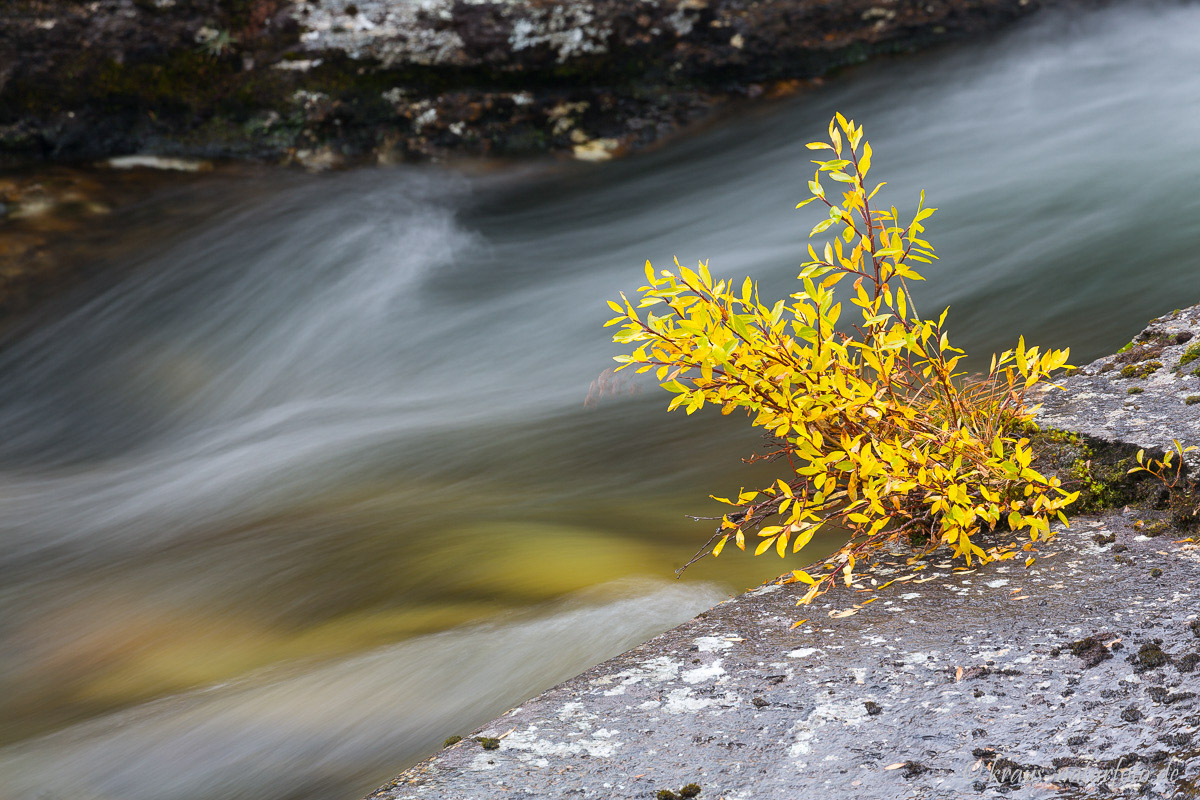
[1037,305,1200,473]
[368,513,1200,799]
[364,307,1200,800]
[0,0,1109,167]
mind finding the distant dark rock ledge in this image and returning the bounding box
[2,0,1105,169]
[364,306,1200,799]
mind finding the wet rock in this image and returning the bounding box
[2,0,1115,167]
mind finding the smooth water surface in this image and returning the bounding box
[2,3,1200,798]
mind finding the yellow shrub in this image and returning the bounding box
[607,113,1077,604]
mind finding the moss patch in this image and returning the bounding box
[1027,426,1176,516]
[1120,360,1162,379]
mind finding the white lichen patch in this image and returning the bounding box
[557,701,593,722]
[787,699,869,758]
[787,647,820,659]
[469,752,501,771]
[663,687,715,714]
[594,655,681,697]
[293,0,613,66]
[681,660,725,684]
[499,724,621,761]
[693,636,733,652]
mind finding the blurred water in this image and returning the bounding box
[2,2,1200,798]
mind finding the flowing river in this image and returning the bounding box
[2,3,1200,798]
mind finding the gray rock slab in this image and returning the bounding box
[366,304,1200,800]
[1036,304,1200,472]
[367,513,1200,800]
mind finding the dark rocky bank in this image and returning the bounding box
[1,0,1108,168]
[362,309,1200,799]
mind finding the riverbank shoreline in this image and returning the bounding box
[1,0,1109,170]
[363,307,1200,799]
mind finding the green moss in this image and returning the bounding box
[1128,386,1144,395]
[1117,341,1134,354]
[1181,343,1200,367]
[1120,360,1162,379]
[476,737,500,750]
[679,785,702,799]
[1068,454,1136,513]
[442,735,462,748]
[1142,520,1171,537]
[1137,642,1168,670]
[1187,396,1200,405]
